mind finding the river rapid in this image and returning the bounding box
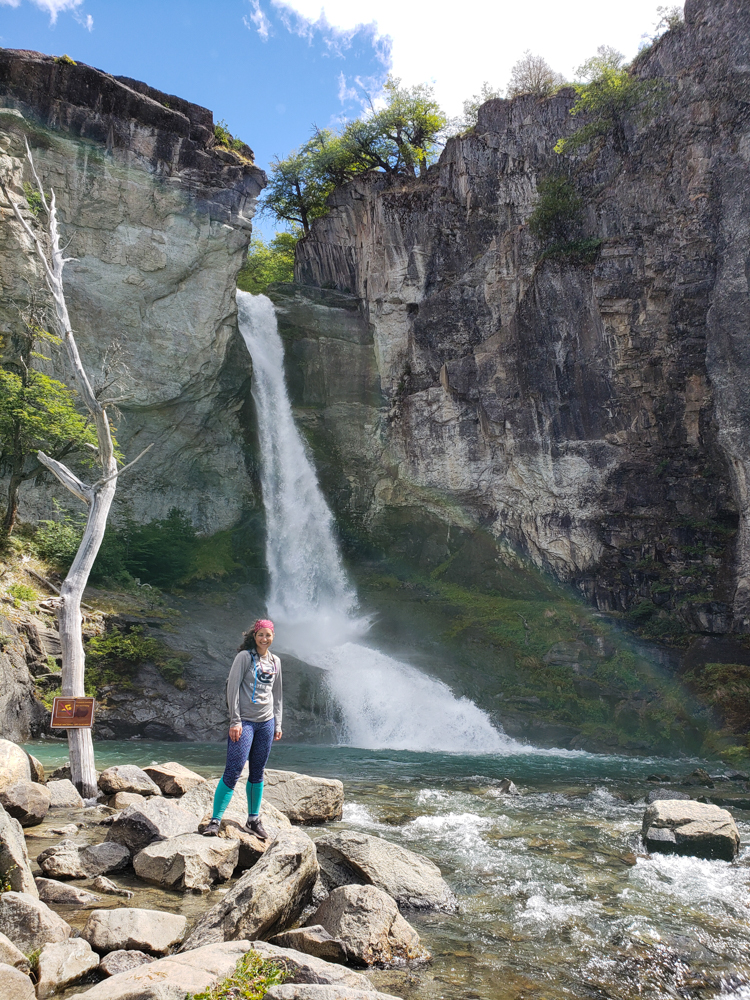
[25,739,750,1000]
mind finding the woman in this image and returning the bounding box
[202,619,282,840]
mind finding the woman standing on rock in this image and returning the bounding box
[202,619,282,840]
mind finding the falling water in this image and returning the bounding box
[237,291,513,752]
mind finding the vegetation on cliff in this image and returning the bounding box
[237,232,297,293]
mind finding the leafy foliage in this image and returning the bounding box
[555,46,667,155]
[85,625,190,691]
[507,51,566,98]
[454,82,502,133]
[685,663,750,741]
[237,232,298,293]
[655,5,685,34]
[188,953,286,1000]
[528,176,582,244]
[7,582,38,603]
[213,119,252,158]
[33,501,86,567]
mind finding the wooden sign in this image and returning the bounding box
[50,696,96,729]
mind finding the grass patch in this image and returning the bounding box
[7,582,38,604]
[188,952,286,1000]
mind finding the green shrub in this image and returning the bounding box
[214,119,251,156]
[33,504,85,567]
[237,232,298,294]
[7,583,38,603]
[188,952,285,1000]
[528,176,583,245]
[85,625,190,690]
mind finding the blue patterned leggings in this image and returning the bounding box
[222,717,275,787]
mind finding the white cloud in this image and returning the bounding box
[244,0,273,41]
[74,10,92,30]
[271,0,679,115]
[0,0,93,26]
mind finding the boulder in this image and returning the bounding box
[79,841,132,875]
[0,741,30,793]
[270,926,347,964]
[250,942,374,990]
[36,877,101,906]
[134,834,239,891]
[99,765,161,797]
[645,789,691,805]
[91,875,134,898]
[495,778,519,796]
[217,817,268,869]
[47,779,84,809]
[0,804,38,896]
[82,907,188,955]
[26,754,45,784]
[48,765,71,781]
[309,885,428,966]
[48,823,80,836]
[642,800,740,860]
[37,840,89,879]
[315,831,455,911]
[180,829,318,950]
[36,938,100,997]
[106,798,199,855]
[0,963,34,1000]
[266,988,401,1000]
[143,763,206,797]
[181,778,292,832]
[264,769,344,824]
[108,792,148,810]
[0,932,29,973]
[72,940,255,1000]
[0,892,71,952]
[99,949,155,977]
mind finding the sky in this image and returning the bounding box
[0,0,678,236]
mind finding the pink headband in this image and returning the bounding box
[253,619,274,633]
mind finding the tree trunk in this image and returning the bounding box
[2,471,22,535]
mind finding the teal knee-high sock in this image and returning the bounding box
[212,778,234,822]
[247,780,264,818]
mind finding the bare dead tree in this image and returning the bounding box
[1,142,151,797]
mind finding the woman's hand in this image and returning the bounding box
[274,729,283,741]
[229,724,242,742]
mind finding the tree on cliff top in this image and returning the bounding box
[507,51,566,99]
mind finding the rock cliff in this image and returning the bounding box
[287,0,750,647]
[0,49,265,531]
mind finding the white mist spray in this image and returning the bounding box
[238,290,514,753]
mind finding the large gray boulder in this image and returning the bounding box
[0,780,50,826]
[0,963,34,1000]
[80,841,132,875]
[36,877,101,907]
[0,804,38,896]
[108,792,148,810]
[309,885,428,966]
[180,829,318,950]
[315,831,455,911]
[0,932,29,973]
[106,798,199,855]
[269,926,347,964]
[266,987,401,1000]
[37,839,130,879]
[0,741,30,793]
[264,769,344,824]
[133,834,239,891]
[0,892,71,953]
[143,763,206,797]
[249,942,374,990]
[36,938,100,997]
[72,940,256,1000]
[81,907,188,955]
[642,800,740,860]
[99,765,161,797]
[46,779,84,809]
[99,949,155,977]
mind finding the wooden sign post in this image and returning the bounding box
[50,697,96,729]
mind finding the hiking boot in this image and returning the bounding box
[202,818,221,837]
[244,816,269,840]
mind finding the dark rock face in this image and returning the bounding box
[290,0,750,640]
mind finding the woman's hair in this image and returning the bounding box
[238,629,258,653]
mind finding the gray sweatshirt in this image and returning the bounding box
[226,649,282,731]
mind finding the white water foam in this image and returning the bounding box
[237,290,514,754]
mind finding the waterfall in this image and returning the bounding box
[237,291,514,753]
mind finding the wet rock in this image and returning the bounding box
[315,830,456,911]
[143,762,206,797]
[0,963,34,1000]
[108,792,149,810]
[0,932,29,973]
[0,803,38,896]
[91,875,134,897]
[642,800,740,860]
[0,891,71,952]
[266,987,400,1000]
[180,829,318,950]
[682,768,715,788]
[310,885,428,966]
[99,949,155,977]
[270,926,347,964]
[73,940,256,1000]
[49,823,80,836]
[646,774,672,783]
[0,780,50,827]
[264,769,344,824]
[134,833,239,891]
[496,778,519,795]
[250,941,374,989]
[0,742,31,794]
[37,840,89,879]
[99,765,161,797]
[36,877,101,906]
[645,789,691,804]
[47,779,84,809]
[81,907,188,955]
[26,754,45,784]
[82,841,131,875]
[36,938,100,997]
[106,798,199,855]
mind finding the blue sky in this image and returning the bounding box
[0,0,676,237]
